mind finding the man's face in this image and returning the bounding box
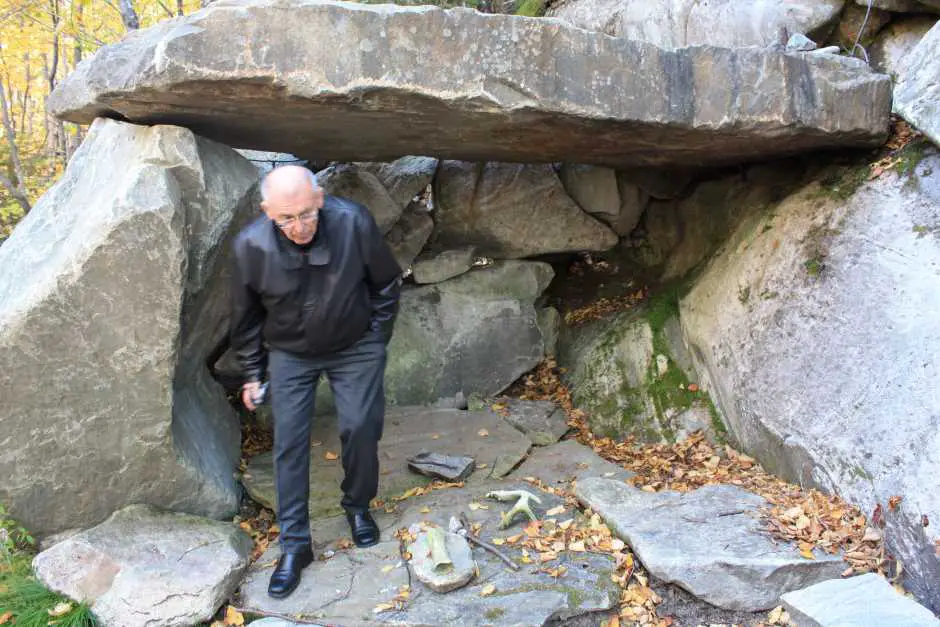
[262,185,325,245]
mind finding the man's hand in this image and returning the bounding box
[242,381,261,411]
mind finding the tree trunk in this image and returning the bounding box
[177,0,184,15]
[0,78,32,214]
[119,0,140,30]
[18,52,30,136]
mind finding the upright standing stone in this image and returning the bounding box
[0,119,257,534]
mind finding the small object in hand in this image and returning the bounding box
[252,381,270,406]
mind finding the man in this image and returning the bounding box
[230,165,402,598]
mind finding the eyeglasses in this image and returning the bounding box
[273,209,318,229]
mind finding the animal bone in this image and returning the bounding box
[485,490,542,529]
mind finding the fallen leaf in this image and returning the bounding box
[923,515,929,528]
[224,606,245,626]
[478,429,489,437]
[373,603,396,613]
[336,538,353,550]
[480,583,497,597]
[431,433,440,439]
[872,503,885,528]
[546,505,566,516]
[559,519,574,530]
[603,472,616,477]
[767,605,784,624]
[539,551,558,562]
[48,603,72,618]
[469,502,488,511]
[325,451,339,461]
[795,514,811,530]
[382,564,395,573]
[477,463,488,468]
[688,383,699,392]
[311,440,323,446]
[841,566,854,577]
[611,538,626,551]
[888,495,903,512]
[0,612,13,625]
[419,506,431,514]
[862,527,883,543]
[491,537,505,545]
[568,540,586,552]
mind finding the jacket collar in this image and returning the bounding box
[271,217,331,269]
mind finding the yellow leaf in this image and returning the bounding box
[477,463,488,468]
[373,603,396,613]
[382,564,395,573]
[419,506,431,514]
[611,538,626,551]
[568,540,586,552]
[768,605,784,624]
[224,606,245,626]
[478,429,489,437]
[480,583,497,596]
[641,485,657,493]
[47,603,72,618]
[559,519,574,530]
[800,548,816,560]
[795,515,811,530]
[325,451,339,461]
[546,505,566,516]
[469,502,488,511]
[539,551,558,562]
[491,537,505,545]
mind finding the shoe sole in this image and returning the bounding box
[268,576,302,599]
[353,536,379,548]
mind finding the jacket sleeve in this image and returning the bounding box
[360,208,403,343]
[230,239,267,383]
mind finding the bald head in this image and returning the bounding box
[261,165,324,246]
[260,165,320,202]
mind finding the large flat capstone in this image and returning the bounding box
[575,478,846,611]
[49,0,891,168]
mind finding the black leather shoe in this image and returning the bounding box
[267,547,314,598]
[346,511,380,548]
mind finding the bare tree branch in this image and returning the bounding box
[118,0,140,30]
[177,0,184,15]
[0,75,32,213]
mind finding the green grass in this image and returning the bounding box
[0,505,97,627]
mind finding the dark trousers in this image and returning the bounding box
[268,328,386,553]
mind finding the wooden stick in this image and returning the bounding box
[459,513,520,571]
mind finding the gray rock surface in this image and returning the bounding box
[536,306,561,358]
[870,16,937,76]
[385,200,435,270]
[894,21,940,147]
[500,399,571,446]
[433,161,618,258]
[635,161,807,281]
[509,438,635,488]
[548,0,844,48]
[236,149,306,174]
[679,153,940,612]
[788,33,819,51]
[412,246,476,284]
[854,0,940,13]
[50,0,891,169]
[559,164,621,226]
[386,260,553,404]
[315,163,403,233]
[241,406,532,520]
[619,168,693,200]
[558,313,661,439]
[575,479,846,611]
[0,119,255,534]
[356,156,438,209]
[238,478,619,624]
[834,2,892,49]
[33,504,252,627]
[407,451,476,481]
[781,573,940,627]
[407,527,476,593]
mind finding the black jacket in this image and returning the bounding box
[230,195,402,382]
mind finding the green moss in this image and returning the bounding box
[913,225,931,239]
[484,607,506,620]
[804,254,824,278]
[737,285,751,304]
[515,0,546,16]
[566,587,585,608]
[815,163,869,201]
[893,139,930,178]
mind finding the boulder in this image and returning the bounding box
[386,260,554,404]
[854,0,940,13]
[50,0,891,169]
[412,246,476,284]
[575,479,846,611]
[510,438,635,487]
[781,573,940,627]
[679,152,940,611]
[499,399,570,446]
[0,119,256,534]
[433,161,618,258]
[356,156,438,209]
[834,2,892,49]
[236,149,306,174]
[536,306,561,358]
[548,0,844,48]
[632,161,808,281]
[869,16,937,77]
[32,504,252,627]
[385,200,435,270]
[559,164,620,224]
[315,163,403,233]
[894,21,940,147]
